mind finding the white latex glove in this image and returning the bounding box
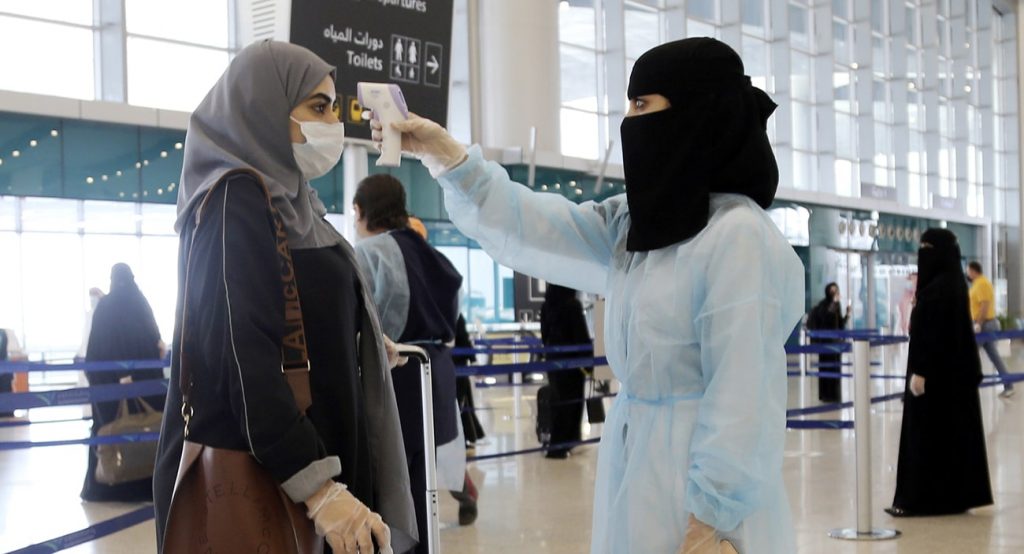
[973,322,982,333]
[370,114,468,177]
[910,374,926,397]
[305,481,392,554]
[680,515,739,554]
[383,336,408,369]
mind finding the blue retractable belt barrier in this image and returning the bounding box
[786,419,854,430]
[455,357,608,378]
[0,359,168,375]
[0,379,168,412]
[451,344,594,356]
[0,432,160,451]
[6,505,155,554]
[0,416,91,428]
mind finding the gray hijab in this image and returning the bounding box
[175,39,341,249]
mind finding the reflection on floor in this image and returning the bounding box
[1,345,1022,553]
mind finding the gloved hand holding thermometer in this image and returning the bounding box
[357,83,409,167]
[364,90,468,177]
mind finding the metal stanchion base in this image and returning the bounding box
[828,528,902,541]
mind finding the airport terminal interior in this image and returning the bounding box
[2,0,1024,552]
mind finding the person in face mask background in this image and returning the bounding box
[806,283,850,402]
[153,40,417,554]
[374,37,804,553]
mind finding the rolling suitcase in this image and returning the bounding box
[396,345,441,554]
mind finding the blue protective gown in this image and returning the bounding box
[437,147,805,553]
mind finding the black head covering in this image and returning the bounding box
[543,284,577,305]
[621,37,779,252]
[87,264,161,363]
[110,263,136,293]
[916,228,964,294]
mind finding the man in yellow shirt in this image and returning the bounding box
[967,262,1015,398]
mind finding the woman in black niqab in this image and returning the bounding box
[539,284,593,459]
[806,282,848,402]
[81,263,165,502]
[887,228,993,516]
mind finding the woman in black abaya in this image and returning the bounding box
[887,228,993,517]
[81,263,165,502]
[540,285,594,459]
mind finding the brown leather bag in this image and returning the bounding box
[162,173,322,554]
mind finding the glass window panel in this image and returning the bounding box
[872,36,887,77]
[558,4,596,49]
[0,113,63,197]
[0,232,22,331]
[141,202,178,236]
[833,69,853,113]
[908,171,924,207]
[833,0,848,19]
[742,0,765,35]
[140,128,186,204]
[873,79,890,122]
[789,3,809,50]
[905,3,917,44]
[938,18,948,55]
[467,249,497,323]
[872,0,886,33]
[625,6,660,59]
[19,233,84,354]
[560,45,599,111]
[137,235,178,339]
[63,119,141,201]
[836,111,856,158]
[82,201,137,234]
[20,197,79,233]
[126,0,229,48]
[908,131,927,173]
[791,50,812,102]
[792,150,814,190]
[835,158,856,197]
[687,18,717,38]
[0,15,94,100]
[742,37,769,91]
[0,196,16,231]
[689,0,716,21]
[834,21,850,66]
[0,0,93,25]
[792,102,813,150]
[560,109,600,160]
[127,37,230,112]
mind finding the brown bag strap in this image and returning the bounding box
[178,169,312,438]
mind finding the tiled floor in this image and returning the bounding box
[1,345,1022,553]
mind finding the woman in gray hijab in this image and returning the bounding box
[153,40,417,553]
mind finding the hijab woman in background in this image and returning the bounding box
[806,282,849,402]
[152,40,415,553]
[539,284,593,459]
[886,228,993,517]
[80,263,164,502]
[353,174,480,536]
[377,37,803,553]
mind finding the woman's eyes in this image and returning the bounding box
[314,102,328,114]
[633,99,647,111]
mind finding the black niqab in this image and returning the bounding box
[87,264,161,363]
[621,37,779,252]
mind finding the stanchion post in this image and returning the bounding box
[829,339,900,541]
[799,326,809,408]
[512,333,523,419]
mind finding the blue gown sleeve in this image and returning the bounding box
[437,146,626,294]
[354,234,411,340]
[685,208,804,532]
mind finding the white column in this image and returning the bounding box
[476,0,561,153]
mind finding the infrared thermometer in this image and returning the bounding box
[357,82,410,167]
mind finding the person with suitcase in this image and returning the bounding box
[354,174,479,545]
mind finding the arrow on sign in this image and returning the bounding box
[427,55,440,75]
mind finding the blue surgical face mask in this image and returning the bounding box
[291,117,346,180]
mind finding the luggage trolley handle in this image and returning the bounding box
[395,344,441,554]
